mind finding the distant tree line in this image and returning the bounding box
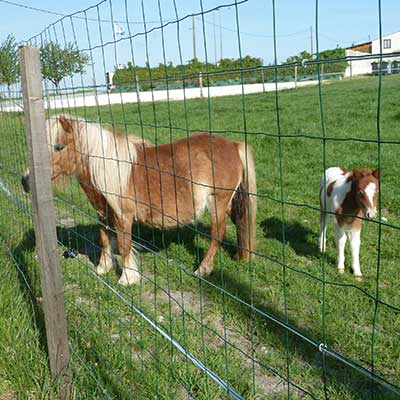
[113,55,264,90]
[112,48,347,91]
[0,33,346,95]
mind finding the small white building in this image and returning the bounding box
[345,31,400,77]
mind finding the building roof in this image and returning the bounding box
[345,41,372,50]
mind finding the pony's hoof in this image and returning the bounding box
[194,268,203,277]
[194,267,210,277]
[354,275,363,281]
[338,268,345,274]
[97,262,113,276]
[118,269,141,286]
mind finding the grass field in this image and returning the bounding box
[0,74,399,399]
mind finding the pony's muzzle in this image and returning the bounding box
[365,208,377,219]
[21,174,30,193]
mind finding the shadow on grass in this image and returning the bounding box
[260,216,336,265]
[12,221,397,399]
[206,267,397,400]
[55,220,237,269]
[11,230,49,354]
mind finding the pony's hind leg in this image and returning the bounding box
[319,211,328,253]
[115,215,140,286]
[228,181,256,260]
[195,196,227,277]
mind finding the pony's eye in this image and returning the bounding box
[54,144,64,152]
[358,191,363,197]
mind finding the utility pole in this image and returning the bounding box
[310,26,313,55]
[192,15,197,61]
[213,13,217,63]
[219,10,223,60]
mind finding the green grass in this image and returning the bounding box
[0,74,400,399]
[0,241,55,398]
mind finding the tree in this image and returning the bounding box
[0,34,19,94]
[40,42,90,93]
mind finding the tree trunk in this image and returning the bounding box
[49,79,60,95]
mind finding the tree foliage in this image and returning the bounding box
[40,42,90,91]
[0,34,19,91]
[113,48,347,91]
[112,56,263,90]
[285,47,346,77]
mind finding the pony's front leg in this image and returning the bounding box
[97,224,115,275]
[115,215,140,286]
[334,222,346,273]
[348,228,362,279]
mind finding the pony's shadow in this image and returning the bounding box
[55,220,238,269]
[260,216,335,264]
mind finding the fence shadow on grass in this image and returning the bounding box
[206,266,397,400]
[11,229,50,355]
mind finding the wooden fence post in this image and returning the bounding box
[19,45,72,399]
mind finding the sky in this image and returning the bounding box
[0,0,399,87]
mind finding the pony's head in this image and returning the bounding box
[352,168,380,218]
[21,115,82,193]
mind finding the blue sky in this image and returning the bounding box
[0,0,399,86]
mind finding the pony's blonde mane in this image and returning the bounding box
[48,115,148,215]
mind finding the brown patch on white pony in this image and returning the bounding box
[340,167,348,174]
[327,181,335,197]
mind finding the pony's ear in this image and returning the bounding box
[372,168,380,179]
[59,115,74,133]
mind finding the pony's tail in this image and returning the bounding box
[231,142,257,260]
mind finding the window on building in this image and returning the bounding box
[383,39,391,49]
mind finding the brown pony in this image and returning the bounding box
[22,115,257,285]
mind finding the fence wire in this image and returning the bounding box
[0,0,399,399]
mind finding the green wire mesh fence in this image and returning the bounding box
[0,0,400,398]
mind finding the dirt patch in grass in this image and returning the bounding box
[143,289,202,317]
[0,392,16,400]
[208,317,307,398]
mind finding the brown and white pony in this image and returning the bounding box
[319,167,379,279]
[22,115,257,285]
